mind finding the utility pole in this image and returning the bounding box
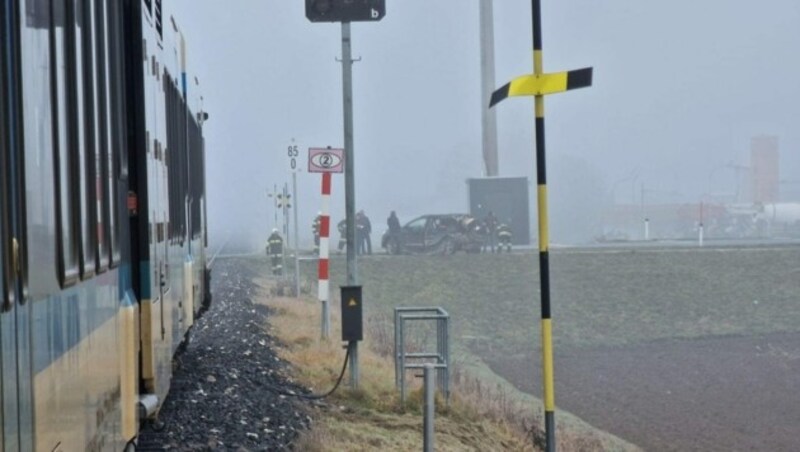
[479,0,499,176]
[341,21,359,389]
[287,140,301,297]
[306,0,386,391]
[292,171,300,296]
[489,1,593,449]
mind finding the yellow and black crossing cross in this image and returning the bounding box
[489,67,592,107]
[489,1,592,451]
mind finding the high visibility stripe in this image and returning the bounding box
[490,68,592,107]
[318,172,332,304]
[535,96,544,119]
[319,237,330,259]
[507,68,592,105]
[545,411,555,451]
[321,193,330,213]
[539,252,551,317]
[535,118,547,182]
[318,258,329,280]
[542,318,555,411]
[320,216,330,237]
[567,68,593,90]
[532,0,543,51]
[490,83,510,108]
[321,172,332,195]
[317,279,329,301]
[534,50,543,75]
[537,185,549,251]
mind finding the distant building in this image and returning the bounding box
[467,177,531,245]
[750,136,780,204]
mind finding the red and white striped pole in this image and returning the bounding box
[318,172,332,338]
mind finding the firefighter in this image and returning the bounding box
[497,223,512,253]
[482,211,498,253]
[267,228,284,275]
[312,212,322,252]
[386,211,402,253]
[337,218,347,252]
[356,210,372,255]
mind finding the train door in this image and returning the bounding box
[1,0,34,449]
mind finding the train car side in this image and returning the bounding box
[0,0,209,450]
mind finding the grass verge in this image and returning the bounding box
[254,269,639,451]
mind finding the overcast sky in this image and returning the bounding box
[169,0,800,247]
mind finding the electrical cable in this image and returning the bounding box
[264,346,350,400]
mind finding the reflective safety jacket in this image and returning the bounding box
[497,224,512,239]
[267,233,284,256]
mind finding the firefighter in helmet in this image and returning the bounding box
[267,228,284,275]
[497,223,512,253]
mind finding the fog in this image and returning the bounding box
[171,0,800,249]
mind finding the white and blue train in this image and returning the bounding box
[1,0,209,449]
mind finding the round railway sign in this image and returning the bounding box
[308,147,345,173]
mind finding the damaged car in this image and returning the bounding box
[381,214,485,255]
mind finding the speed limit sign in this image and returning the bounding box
[287,143,300,171]
[308,147,345,173]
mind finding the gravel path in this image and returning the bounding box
[137,257,313,451]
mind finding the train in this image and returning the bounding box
[1,0,209,450]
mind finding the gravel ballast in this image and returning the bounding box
[137,257,313,450]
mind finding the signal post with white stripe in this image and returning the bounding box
[309,147,345,339]
[489,1,593,450]
[317,173,332,338]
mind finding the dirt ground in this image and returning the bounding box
[320,244,800,450]
[483,332,800,451]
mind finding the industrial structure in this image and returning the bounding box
[599,135,800,242]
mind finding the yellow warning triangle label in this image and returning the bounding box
[348,298,358,307]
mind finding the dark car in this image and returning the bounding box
[381,214,485,255]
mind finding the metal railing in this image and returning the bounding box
[394,307,450,404]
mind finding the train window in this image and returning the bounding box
[20,0,59,296]
[106,0,123,265]
[89,0,109,273]
[164,74,174,241]
[53,0,80,286]
[1,0,10,308]
[99,0,118,267]
[52,0,80,287]
[164,72,187,244]
[75,0,98,279]
[190,118,203,238]
[154,0,163,39]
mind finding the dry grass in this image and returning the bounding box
[253,270,638,452]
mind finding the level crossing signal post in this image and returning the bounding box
[489,1,592,450]
[308,146,345,339]
[277,185,291,247]
[306,0,385,391]
[274,185,292,280]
